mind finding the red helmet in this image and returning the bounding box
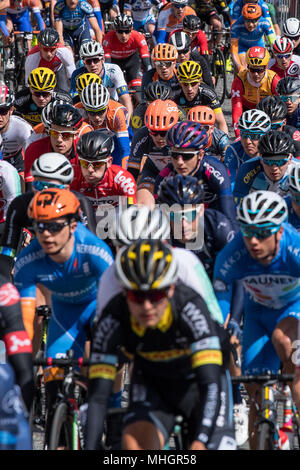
[273,36,294,55]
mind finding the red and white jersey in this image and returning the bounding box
[70,164,136,210]
[0,160,22,223]
[103,30,150,60]
[25,44,76,82]
[269,54,300,79]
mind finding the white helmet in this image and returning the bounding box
[31,153,74,184]
[283,17,300,38]
[238,109,271,134]
[81,83,110,111]
[79,40,104,59]
[170,0,188,5]
[288,162,300,193]
[109,205,171,247]
[273,36,294,54]
[237,190,288,228]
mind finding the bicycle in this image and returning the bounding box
[231,373,300,450]
[207,29,227,105]
[33,349,90,450]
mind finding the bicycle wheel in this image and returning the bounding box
[211,49,226,105]
[49,402,73,450]
[257,422,275,450]
[224,51,233,99]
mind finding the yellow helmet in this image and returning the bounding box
[75,72,102,94]
[28,67,57,92]
[246,46,270,67]
[177,60,202,83]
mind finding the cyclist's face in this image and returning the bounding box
[49,124,77,155]
[282,94,300,114]
[35,217,75,255]
[66,0,79,10]
[80,157,112,184]
[116,30,132,44]
[84,56,104,75]
[243,227,283,265]
[39,45,58,62]
[172,5,186,20]
[180,81,200,101]
[170,205,204,242]
[126,285,174,328]
[275,53,292,70]
[171,150,202,176]
[178,50,191,63]
[31,89,52,108]
[248,66,266,83]
[240,135,260,157]
[86,108,108,127]
[0,106,13,131]
[155,61,176,80]
[260,156,291,182]
[244,18,259,32]
[149,131,168,148]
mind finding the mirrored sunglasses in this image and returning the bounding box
[33,220,69,234]
[79,158,108,169]
[127,289,167,304]
[33,181,67,191]
[170,151,198,161]
[262,157,290,167]
[170,207,200,222]
[240,131,262,141]
[280,95,300,103]
[49,129,77,140]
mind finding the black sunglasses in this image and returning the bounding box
[0,106,11,115]
[170,151,198,161]
[117,29,131,34]
[33,220,69,234]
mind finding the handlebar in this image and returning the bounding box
[33,356,91,367]
[231,373,294,384]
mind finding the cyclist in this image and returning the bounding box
[70,40,133,118]
[14,188,113,444]
[277,77,300,129]
[169,31,214,88]
[0,0,45,43]
[71,130,136,214]
[142,43,182,102]
[282,17,300,58]
[256,95,300,159]
[231,46,280,137]
[25,27,76,92]
[123,0,161,35]
[23,102,83,187]
[14,66,72,126]
[155,0,197,44]
[0,159,21,236]
[80,82,130,168]
[230,3,275,73]
[53,0,103,54]
[155,121,238,228]
[187,105,230,161]
[181,14,208,56]
[269,36,300,80]
[287,162,300,230]
[213,190,300,448]
[86,238,236,450]
[102,14,152,91]
[0,84,32,185]
[176,60,229,134]
[224,108,271,188]
[128,99,178,206]
[233,130,296,206]
[231,0,274,28]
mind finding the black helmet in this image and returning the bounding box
[144,82,173,102]
[53,89,73,105]
[157,175,205,205]
[76,130,114,161]
[113,14,133,30]
[256,96,287,121]
[182,15,201,32]
[38,27,59,47]
[276,77,300,95]
[169,31,191,52]
[258,130,295,157]
[50,103,82,128]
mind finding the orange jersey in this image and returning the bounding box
[157,4,196,34]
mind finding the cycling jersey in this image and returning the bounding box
[156,3,197,44]
[124,0,160,24]
[70,63,128,101]
[224,139,254,189]
[70,164,136,211]
[230,16,275,57]
[87,282,234,450]
[25,44,76,82]
[176,82,222,115]
[88,0,103,31]
[281,125,300,159]
[231,69,280,136]
[103,30,150,61]
[155,156,238,228]
[288,200,300,231]
[0,160,21,224]
[54,0,95,30]
[286,104,300,130]
[0,115,32,159]
[142,68,182,102]
[232,156,296,205]
[190,0,231,25]
[0,0,45,36]
[269,55,300,79]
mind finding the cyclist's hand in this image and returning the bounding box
[190,440,207,450]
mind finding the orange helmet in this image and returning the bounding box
[144,99,179,131]
[242,3,262,20]
[151,43,178,62]
[187,106,216,126]
[246,46,270,67]
[28,189,81,221]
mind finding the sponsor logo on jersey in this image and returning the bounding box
[182,302,210,338]
[0,283,20,306]
[114,170,135,195]
[4,331,32,355]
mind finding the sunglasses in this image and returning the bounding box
[248,67,266,74]
[179,48,190,54]
[33,220,69,234]
[240,226,275,240]
[127,289,167,304]
[170,207,199,222]
[84,57,102,65]
[0,106,11,115]
[79,158,108,169]
[149,130,168,137]
[280,95,300,103]
[32,90,52,98]
[183,29,199,35]
[87,108,107,116]
[243,18,260,23]
[33,181,67,191]
[181,81,200,87]
[271,120,285,130]
[156,61,173,68]
[173,3,186,8]
[41,46,57,52]
[170,151,198,160]
[275,53,292,59]
[262,157,290,167]
[240,131,262,141]
[117,29,131,34]
[49,129,77,139]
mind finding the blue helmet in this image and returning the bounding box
[157,175,205,206]
[167,121,208,150]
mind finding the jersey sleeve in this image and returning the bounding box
[231,76,244,137]
[134,31,150,59]
[232,158,262,205]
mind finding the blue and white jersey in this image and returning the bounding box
[54,0,95,30]
[14,222,113,304]
[232,0,272,24]
[224,139,254,190]
[231,16,274,53]
[124,0,158,22]
[213,223,300,321]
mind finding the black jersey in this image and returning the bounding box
[176,82,222,114]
